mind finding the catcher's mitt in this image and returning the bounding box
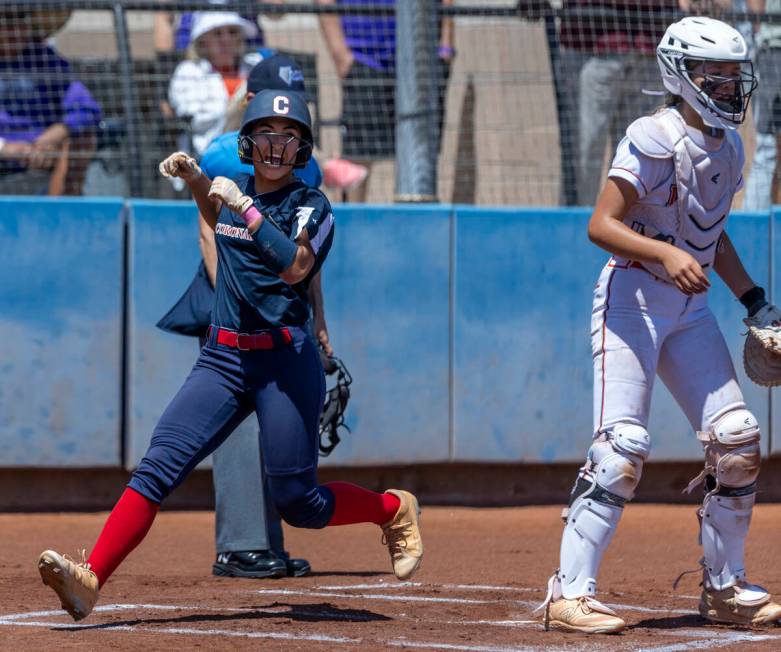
[744,303,781,386]
[318,352,353,457]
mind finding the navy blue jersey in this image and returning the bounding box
[212,175,335,331]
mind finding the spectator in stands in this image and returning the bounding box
[317,0,454,202]
[553,1,678,206]
[167,12,259,157]
[744,0,781,211]
[0,9,101,196]
[154,0,283,55]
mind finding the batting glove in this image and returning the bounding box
[158,151,202,181]
[208,176,255,215]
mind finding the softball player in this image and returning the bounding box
[537,17,781,633]
[37,90,423,622]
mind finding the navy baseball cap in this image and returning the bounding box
[247,54,307,94]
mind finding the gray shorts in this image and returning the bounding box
[753,47,781,135]
[0,168,50,196]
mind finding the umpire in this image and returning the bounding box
[157,53,327,579]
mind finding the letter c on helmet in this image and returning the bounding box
[273,95,290,115]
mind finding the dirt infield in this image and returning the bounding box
[3,504,781,651]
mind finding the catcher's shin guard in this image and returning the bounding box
[558,424,650,599]
[685,409,761,591]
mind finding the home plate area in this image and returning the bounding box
[5,580,781,651]
[5,506,781,650]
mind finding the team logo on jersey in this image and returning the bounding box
[711,172,721,185]
[665,184,678,207]
[294,206,316,238]
[273,95,290,115]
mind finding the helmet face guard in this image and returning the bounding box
[672,56,757,128]
[240,130,313,169]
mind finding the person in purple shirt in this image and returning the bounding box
[317,0,454,202]
[0,9,101,195]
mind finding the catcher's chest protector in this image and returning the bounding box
[625,108,741,283]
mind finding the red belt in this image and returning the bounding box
[214,327,292,350]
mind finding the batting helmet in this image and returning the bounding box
[238,89,313,168]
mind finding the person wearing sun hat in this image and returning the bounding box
[168,12,261,156]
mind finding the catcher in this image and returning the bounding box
[536,16,781,633]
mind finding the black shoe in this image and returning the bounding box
[212,551,287,579]
[274,551,312,577]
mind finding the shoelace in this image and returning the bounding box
[532,574,557,616]
[382,524,409,555]
[62,549,93,574]
[672,558,705,591]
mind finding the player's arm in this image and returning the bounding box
[207,176,323,284]
[588,177,709,294]
[308,272,333,355]
[713,231,757,299]
[158,152,220,229]
[199,213,218,288]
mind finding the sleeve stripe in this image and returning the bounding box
[310,212,334,255]
[609,167,649,195]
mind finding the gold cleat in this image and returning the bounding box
[544,595,626,634]
[381,489,423,580]
[700,582,781,626]
[38,549,99,621]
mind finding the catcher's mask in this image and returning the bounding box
[319,351,352,457]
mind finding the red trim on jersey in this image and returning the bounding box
[597,268,616,432]
[610,167,649,195]
[665,183,678,206]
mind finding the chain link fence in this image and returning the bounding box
[0,1,778,205]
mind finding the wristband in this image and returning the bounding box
[0,137,5,152]
[251,216,298,274]
[241,205,263,229]
[740,286,767,317]
[438,45,456,59]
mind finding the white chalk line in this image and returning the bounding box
[5,586,778,652]
[635,629,781,652]
[255,587,695,617]
[254,588,495,605]
[316,582,539,593]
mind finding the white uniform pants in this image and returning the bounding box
[592,260,745,437]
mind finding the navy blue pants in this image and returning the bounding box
[129,326,335,529]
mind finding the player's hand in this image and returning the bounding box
[315,316,333,357]
[158,151,202,181]
[208,176,254,215]
[660,246,710,295]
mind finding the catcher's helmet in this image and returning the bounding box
[656,17,757,130]
[238,89,313,168]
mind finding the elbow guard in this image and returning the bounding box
[251,217,298,274]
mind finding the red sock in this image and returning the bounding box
[87,487,159,586]
[325,481,401,526]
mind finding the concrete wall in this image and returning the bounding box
[0,198,776,468]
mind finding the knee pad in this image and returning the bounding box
[572,423,651,507]
[267,474,334,529]
[558,424,650,599]
[686,409,761,495]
